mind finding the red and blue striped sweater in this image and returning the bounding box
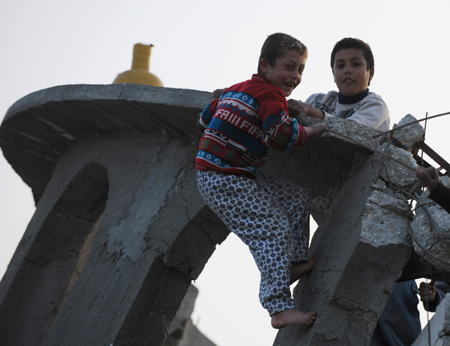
[196,74,306,179]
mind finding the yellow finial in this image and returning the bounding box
[113,43,163,87]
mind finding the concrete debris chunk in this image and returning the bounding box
[379,143,419,189]
[392,113,425,152]
[411,175,450,273]
[361,189,411,247]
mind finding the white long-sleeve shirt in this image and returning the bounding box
[305,90,390,131]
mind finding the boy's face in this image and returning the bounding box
[332,48,374,97]
[259,50,306,97]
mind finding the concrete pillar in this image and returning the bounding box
[0,85,228,345]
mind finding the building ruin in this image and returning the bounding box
[0,84,449,345]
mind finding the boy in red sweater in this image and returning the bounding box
[196,33,325,328]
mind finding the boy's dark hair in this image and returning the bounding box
[330,37,374,71]
[258,33,307,74]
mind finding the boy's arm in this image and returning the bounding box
[420,280,450,312]
[429,182,450,214]
[417,166,441,191]
[288,99,325,120]
[261,89,325,150]
[257,90,301,150]
[343,99,389,130]
[291,93,389,131]
[304,123,327,138]
[417,166,450,214]
[197,99,219,133]
[419,280,438,312]
[264,110,325,150]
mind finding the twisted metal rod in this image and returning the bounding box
[162,316,175,346]
[407,219,450,266]
[373,111,450,138]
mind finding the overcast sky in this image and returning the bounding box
[1,0,450,345]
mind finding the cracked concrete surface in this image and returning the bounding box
[0,84,448,345]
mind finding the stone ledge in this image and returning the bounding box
[0,84,212,201]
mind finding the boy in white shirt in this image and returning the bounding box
[288,37,390,131]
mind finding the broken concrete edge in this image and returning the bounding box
[392,114,425,152]
[3,84,213,122]
[296,113,389,152]
[0,84,213,203]
[0,83,424,213]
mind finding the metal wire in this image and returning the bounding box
[373,110,450,138]
[162,316,175,346]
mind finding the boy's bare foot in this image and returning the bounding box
[290,254,318,284]
[271,309,317,329]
